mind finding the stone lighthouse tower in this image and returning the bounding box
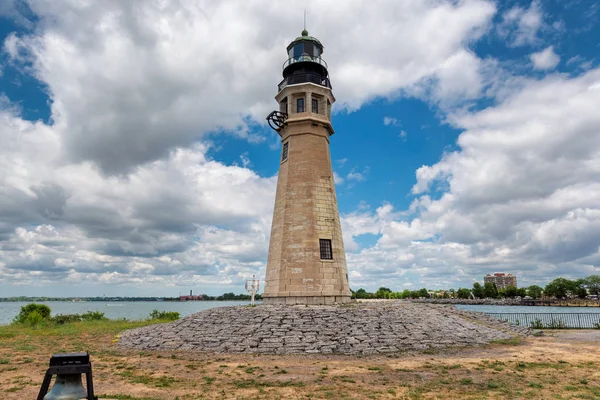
[264,30,351,305]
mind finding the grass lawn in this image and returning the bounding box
[1,321,600,399]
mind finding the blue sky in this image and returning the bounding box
[0,0,599,297]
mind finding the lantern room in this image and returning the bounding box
[279,29,331,92]
[287,29,323,59]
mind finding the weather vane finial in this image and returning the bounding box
[302,10,308,36]
[304,9,306,30]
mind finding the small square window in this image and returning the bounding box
[282,142,288,161]
[319,239,333,260]
[297,98,304,113]
[312,99,318,113]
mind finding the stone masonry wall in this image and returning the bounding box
[263,82,350,304]
[118,302,528,355]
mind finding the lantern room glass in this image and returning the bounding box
[288,42,322,60]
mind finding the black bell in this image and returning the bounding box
[37,352,97,400]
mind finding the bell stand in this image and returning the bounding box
[37,352,97,400]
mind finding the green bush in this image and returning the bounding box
[52,311,107,325]
[80,311,106,321]
[24,310,45,326]
[52,314,83,325]
[547,319,567,329]
[530,319,544,329]
[13,303,51,324]
[149,310,180,321]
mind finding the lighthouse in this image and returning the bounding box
[264,29,351,305]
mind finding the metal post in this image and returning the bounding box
[245,275,260,306]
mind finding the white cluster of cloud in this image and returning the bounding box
[1,0,499,174]
[497,0,544,47]
[530,46,561,70]
[0,0,598,294]
[383,117,407,140]
[383,117,400,127]
[347,68,600,289]
[0,111,275,290]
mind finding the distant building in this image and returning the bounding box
[179,290,205,301]
[484,273,517,289]
[179,295,204,301]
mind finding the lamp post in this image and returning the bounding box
[245,275,260,306]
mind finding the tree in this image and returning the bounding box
[575,286,588,299]
[516,288,527,298]
[483,282,498,298]
[583,275,600,296]
[221,292,237,300]
[457,288,471,299]
[13,303,51,324]
[503,286,519,298]
[418,288,429,298]
[375,287,392,299]
[354,288,369,299]
[527,285,543,299]
[472,282,484,299]
[574,280,588,299]
[544,278,577,299]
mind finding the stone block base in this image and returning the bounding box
[262,295,352,305]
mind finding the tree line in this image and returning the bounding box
[352,275,600,300]
[198,292,263,301]
[1,293,262,302]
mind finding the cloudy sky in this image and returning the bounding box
[1,0,599,297]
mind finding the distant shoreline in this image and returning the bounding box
[0,297,257,302]
[410,298,600,307]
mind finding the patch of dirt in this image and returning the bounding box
[2,330,600,399]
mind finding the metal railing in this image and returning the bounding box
[278,73,332,91]
[485,313,600,329]
[282,55,328,70]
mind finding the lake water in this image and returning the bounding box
[3,302,600,326]
[0,301,256,325]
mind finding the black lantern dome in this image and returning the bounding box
[278,30,331,92]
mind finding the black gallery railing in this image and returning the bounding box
[278,73,332,91]
[485,313,600,329]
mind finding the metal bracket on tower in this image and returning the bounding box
[266,110,288,132]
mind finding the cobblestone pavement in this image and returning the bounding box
[118,302,529,355]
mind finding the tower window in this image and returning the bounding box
[282,142,288,161]
[297,98,304,113]
[312,98,318,113]
[319,239,333,260]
